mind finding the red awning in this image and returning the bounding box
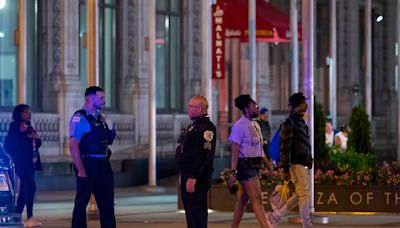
[221,0,301,42]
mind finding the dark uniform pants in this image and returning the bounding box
[180,176,208,228]
[72,158,115,228]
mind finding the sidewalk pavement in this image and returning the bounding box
[31,176,400,228]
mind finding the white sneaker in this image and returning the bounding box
[266,212,279,228]
[23,217,42,227]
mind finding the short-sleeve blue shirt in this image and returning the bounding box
[69,107,101,141]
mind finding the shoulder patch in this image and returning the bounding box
[72,116,81,123]
[204,142,212,150]
[203,130,214,142]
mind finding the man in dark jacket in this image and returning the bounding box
[267,92,313,228]
[256,107,271,158]
[175,96,216,228]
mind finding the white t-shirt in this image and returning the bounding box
[335,132,348,150]
[229,116,264,158]
[325,132,334,145]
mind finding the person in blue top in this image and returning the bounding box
[69,86,116,228]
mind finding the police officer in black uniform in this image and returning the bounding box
[176,96,217,228]
[69,86,116,228]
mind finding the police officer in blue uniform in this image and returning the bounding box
[175,96,216,228]
[69,86,116,228]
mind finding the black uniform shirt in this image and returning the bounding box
[175,115,216,181]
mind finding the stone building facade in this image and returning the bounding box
[0,0,399,188]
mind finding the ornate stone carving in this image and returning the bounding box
[106,113,136,151]
[32,114,60,146]
[52,0,62,77]
[123,0,137,93]
[192,0,202,80]
[156,114,190,155]
[0,112,60,155]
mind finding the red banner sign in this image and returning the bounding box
[212,2,225,79]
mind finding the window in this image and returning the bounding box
[99,0,117,109]
[156,0,183,111]
[0,0,18,108]
[79,0,118,109]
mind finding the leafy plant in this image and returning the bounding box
[314,100,329,160]
[348,106,373,154]
[328,147,376,174]
[219,159,400,186]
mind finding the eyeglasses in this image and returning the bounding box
[188,104,200,109]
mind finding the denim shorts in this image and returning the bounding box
[237,158,259,183]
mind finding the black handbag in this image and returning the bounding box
[247,157,263,169]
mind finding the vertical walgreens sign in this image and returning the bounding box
[212,2,225,79]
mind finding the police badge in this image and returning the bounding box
[203,130,214,151]
[203,130,214,142]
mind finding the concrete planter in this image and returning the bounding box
[208,184,400,212]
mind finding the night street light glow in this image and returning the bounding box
[0,0,6,10]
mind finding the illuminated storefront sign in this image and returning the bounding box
[212,3,225,80]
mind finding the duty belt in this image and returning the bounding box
[84,154,107,159]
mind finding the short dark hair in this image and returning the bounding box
[12,104,30,122]
[85,86,104,97]
[288,92,309,109]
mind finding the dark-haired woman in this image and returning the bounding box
[4,104,42,227]
[228,95,271,228]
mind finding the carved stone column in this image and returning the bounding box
[118,0,137,115]
[188,0,202,99]
[134,0,150,146]
[41,0,82,156]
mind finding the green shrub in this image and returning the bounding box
[328,147,376,173]
[314,100,328,160]
[348,106,373,154]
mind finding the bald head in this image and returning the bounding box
[187,96,209,119]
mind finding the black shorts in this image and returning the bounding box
[237,158,259,183]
